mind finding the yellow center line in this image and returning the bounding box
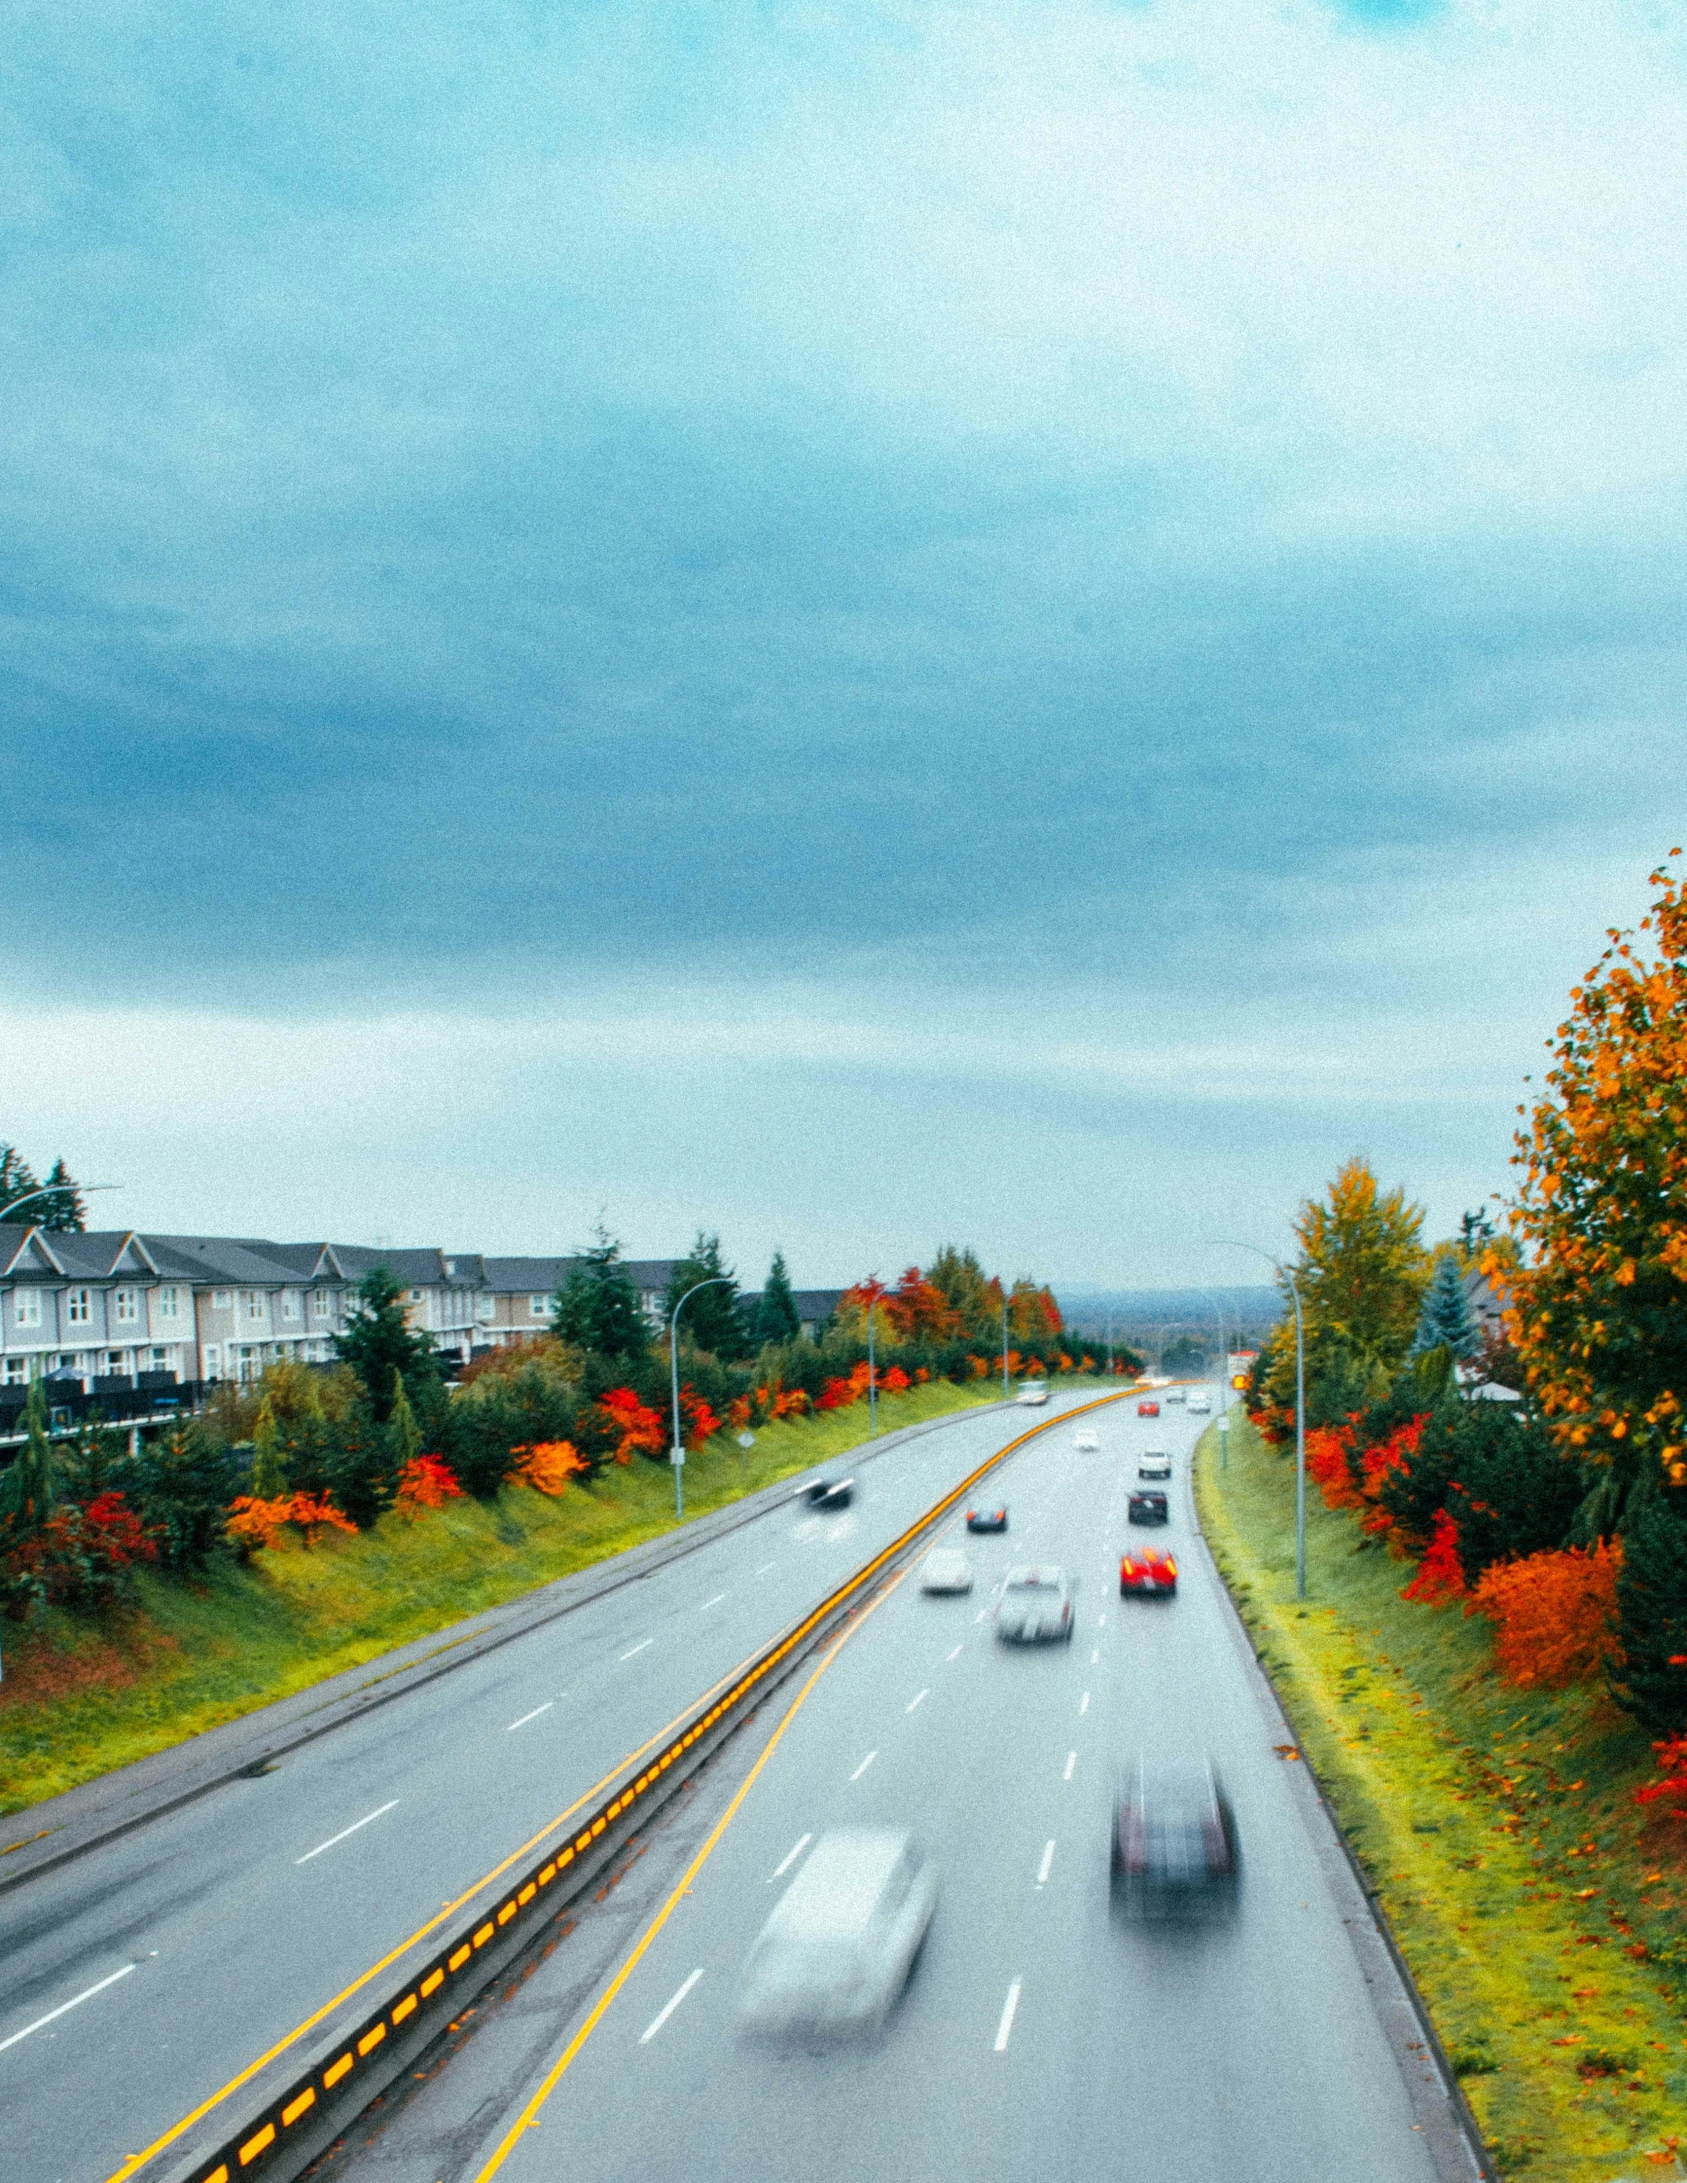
[472,1555,919,2183]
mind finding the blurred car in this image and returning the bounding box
[1163,1386,1186,1405]
[993,1565,1075,1643]
[1127,1489,1169,1525]
[1137,1449,1172,1480]
[1072,1427,1101,1452]
[965,1505,1008,1533]
[1188,1391,1211,1414]
[919,1547,974,1594]
[740,1829,937,2037]
[1016,1380,1049,1406]
[1112,1756,1239,1916]
[805,1477,855,1510]
[1119,1547,1177,1597]
[1137,1399,1160,1418]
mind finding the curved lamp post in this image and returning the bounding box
[1214,1241,1307,1601]
[668,1276,733,1519]
[1,1182,122,1225]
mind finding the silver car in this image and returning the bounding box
[739,1829,937,2038]
[1138,1449,1172,1480]
[919,1547,974,1595]
[993,1565,1075,1644]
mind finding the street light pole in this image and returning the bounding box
[1001,1296,1010,1397]
[868,1298,877,1437]
[1,1182,123,1224]
[668,1276,733,1521]
[1214,1241,1308,1602]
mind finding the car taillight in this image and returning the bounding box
[1165,1558,1177,1578]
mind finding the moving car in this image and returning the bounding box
[1017,1380,1049,1406]
[805,1477,855,1510]
[993,1565,1075,1643]
[1137,1399,1160,1418]
[919,1547,973,1594]
[1119,1546,1177,1597]
[1163,1387,1186,1405]
[965,1505,1008,1533]
[1072,1427,1101,1452]
[1127,1489,1169,1525]
[1111,1756,1239,1916]
[740,1829,937,2037]
[1188,1391,1211,1414]
[1137,1449,1172,1480]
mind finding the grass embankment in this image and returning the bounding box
[0,1378,1008,1822]
[1196,1413,1687,2182]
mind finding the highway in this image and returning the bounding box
[313,1390,1469,2183]
[0,1394,1094,2183]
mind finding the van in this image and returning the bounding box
[739,1829,937,2037]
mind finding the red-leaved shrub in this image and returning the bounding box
[1466,1539,1624,1689]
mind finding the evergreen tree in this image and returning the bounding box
[132,1420,245,1570]
[550,1228,650,1366]
[927,1246,998,1342]
[0,1145,41,1224]
[37,1159,87,1232]
[755,1250,802,1348]
[1614,1490,1687,1736]
[664,1233,746,1358]
[0,1377,56,1530]
[1409,1253,1480,1361]
[336,1266,440,1421]
[385,1370,422,1477]
[250,1395,287,1498]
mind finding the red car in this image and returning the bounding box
[1137,1399,1160,1418]
[1120,1547,1177,1597]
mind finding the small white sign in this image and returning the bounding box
[670,1445,686,1467]
[737,1431,755,1450]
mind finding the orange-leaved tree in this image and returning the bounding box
[227,1492,358,1550]
[595,1387,666,1464]
[394,1455,464,1517]
[1467,1540,1624,1689]
[1506,851,1687,1502]
[509,1441,588,1496]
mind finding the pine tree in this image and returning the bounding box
[37,1159,87,1232]
[551,1229,650,1366]
[250,1394,287,1498]
[336,1266,440,1421]
[755,1251,802,1348]
[385,1370,422,1477]
[0,1377,56,1530]
[0,1146,41,1224]
[1410,1253,1480,1361]
[664,1233,746,1358]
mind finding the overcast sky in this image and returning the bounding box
[2,1,1680,1286]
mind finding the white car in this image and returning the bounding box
[1138,1449,1173,1480]
[1188,1391,1211,1414]
[1072,1427,1101,1452]
[1017,1380,1049,1406]
[919,1547,974,1594]
[740,1830,937,2038]
[1163,1386,1186,1405]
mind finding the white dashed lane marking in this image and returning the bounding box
[770,1834,812,1882]
[850,1750,878,1782]
[640,1969,703,2044]
[994,1979,1023,2053]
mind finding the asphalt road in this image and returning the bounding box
[319,1390,1461,2183]
[0,1394,1098,2183]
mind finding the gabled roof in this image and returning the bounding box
[269,1243,349,1281]
[0,1225,67,1279]
[328,1245,450,1288]
[141,1235,309,1285]
[45,1230,164,1279]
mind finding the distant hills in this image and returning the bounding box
[1054,1285,1280,1342]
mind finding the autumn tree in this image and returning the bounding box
[1505,851,1687,1500]
[926,1246,1000,1342]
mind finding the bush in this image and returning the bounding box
[1467,1540,1624,1690]
[1,1490,157,1616]
[128,1421,246,1571]
[1440,1405,1583,1581]
[1613,1491,1687,1736]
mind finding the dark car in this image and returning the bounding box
[965,1505,1008,1533]
[1112,1756,1239,1916]
[993,1566,1075,1644]
[1119,1547,1177,1597]
[1127,1490,1168,1525]
[806,1477,855,1510]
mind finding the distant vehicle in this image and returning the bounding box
[1137,1400,1160,1418]
[994,1566,1075,1644]
[740,1829,937,2037]
[965,1505,1008,1533]
[1137,1450,1172,1480]
[806,1477,855,1510]
[1128,1489,1169,1526]
[1112,1756,1239,1917]
[919,1548,974,1595]
[1187,1391,1211,1414]
[1072,1427,1101,1452]
[1017,1381,1049,1406]
[1163,1387,1186,1405]
[1119,1547,1178,1598]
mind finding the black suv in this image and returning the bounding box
[1127,1489,1169,1526]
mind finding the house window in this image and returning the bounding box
[107,1350,127,1374]
[151,1347,171,1368]
[203,1344,221,1377]
[243,1291,265,1322]
[66,1288,91,1325]
[212,1289,232,1309]
[529,1294,547,1319]
[3,1357,25,1385]
[157,1286,179,1321]
[312,1290,332,1319]
[12,1289,42,1328]
[477,1298,495,1321]
[115,1287,139,1323]
[281,1290,301,1321]
[409,1289,423,1304]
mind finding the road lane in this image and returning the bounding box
[0,1393,1099,2183]
[355,1389,1456,2183]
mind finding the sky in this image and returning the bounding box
[2,0,1683,1287]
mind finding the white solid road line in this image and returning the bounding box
[1036,1841,1055,1887]
[505,1702,553,1732]
[770,1833,813,1882]
[1079,1692,1091,1715]
[0,1963,137,2057]
[620,1639,654,1661]
[700,1594,726,1611]
[975,1609,986,1623]
[850,1750,878,1782]
[1064,1751,1077,1782]
[295,1800,399,1866]
[946,1644,963,1662]
[994,1978,1023,2053]
[906,1688,929,1714]
[640,1968,703,2044]
[755,1561,777,1575]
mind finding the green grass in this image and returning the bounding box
[0,1378,1014,1822]
[1196,1413,1687,2181]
